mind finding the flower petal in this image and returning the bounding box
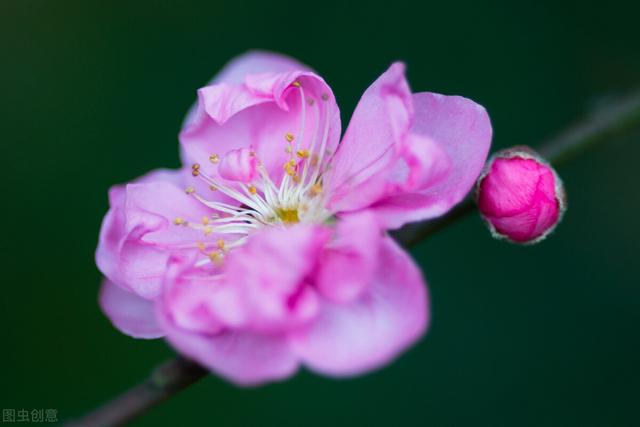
[413,92,492,203]
[325,62,413,213]
[180,70,340,186]
[210,50,312,86]
[182,51,312,127]
[316,211,382,303]
[96,169,214,299]
[157,297,299,386]
[220,224,330,332]
[99,279,164,339]
[290,236,429,376]
[370,93,491,229]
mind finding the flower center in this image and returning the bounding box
[276,207,300,224]
[173,80,333,266]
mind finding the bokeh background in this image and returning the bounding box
[2,0,639,425]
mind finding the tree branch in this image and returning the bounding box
[66,90,640,427]
[65,357,207,427]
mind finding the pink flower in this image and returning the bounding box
[96,51,492,385]
[476,148,566,244]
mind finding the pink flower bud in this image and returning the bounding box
[218,148,257,182]
[476,148,566,244]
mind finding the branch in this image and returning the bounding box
[66,90,640,427]
[65,357,207,427]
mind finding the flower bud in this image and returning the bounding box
[475,148,566,244]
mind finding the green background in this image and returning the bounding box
[2,0,639,425]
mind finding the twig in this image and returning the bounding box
[67,90,640,427]
[65,357,207,427]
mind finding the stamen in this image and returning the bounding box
[193,169,272,217]
[208,251,222,265]
[311,183,322,195]
[173,77,336,266]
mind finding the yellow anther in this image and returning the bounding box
[285,146,292,154]
[185,187,195,195]
[209,153,220,164]
[173,217,185,225]
[248,185,257,195]
[285,132,295,143]
[292,174,301,183]
[216,239,225,250]
[208,251,221,263]
[196,241,206,251]
[203,226,213,236]
[283,159,296,170]
[311,183,322,195]
[209,185,217,191]
[191,163,201,176]
[202,216,209,225]
[321,93,329,101]
[285,166,296,176]
[296,150,310,159]
[292,81,301,88]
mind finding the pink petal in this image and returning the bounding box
[218,147,258,183]
[99,279,164,339]
[157,298,299,386]
[157,252,247,330]
[316,211,382,303]
[220,224,330,332]
[369,93,492,229]
[96,169,213,300]
[290,236,429,376]
[325,62,413,213]
[162,269,227,335]
[180,70,340,186]
[211,50,312,84]
[396,133,451,193]
[96,169,183,285]
[412,92,492,201]
[182,51,312,127]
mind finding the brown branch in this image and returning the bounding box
[66,90,640,427]
[65,357,207,427]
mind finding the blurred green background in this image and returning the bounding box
[1,0,639,425]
